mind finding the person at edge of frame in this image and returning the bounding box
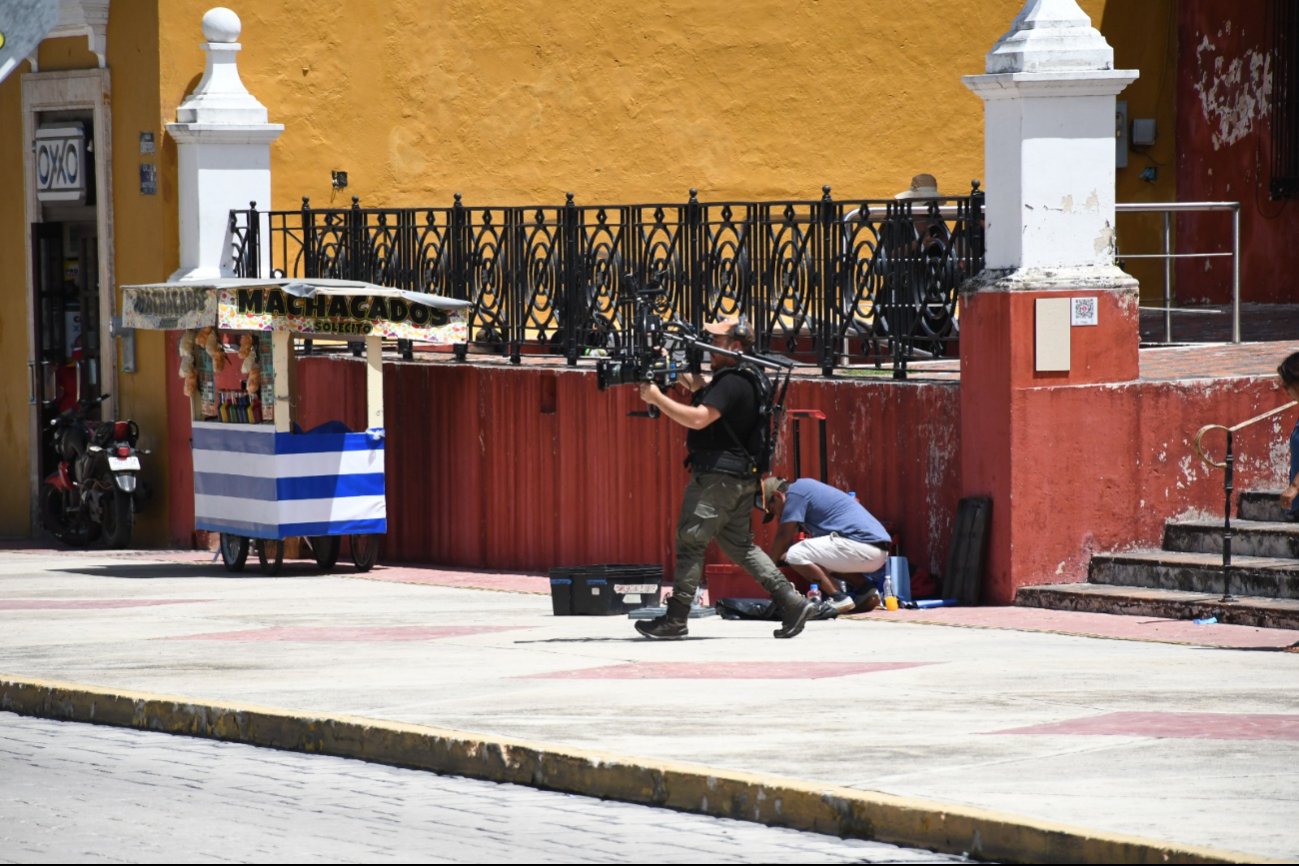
[633,317,814,640]
[1279,351,1299,522]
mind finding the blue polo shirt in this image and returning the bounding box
[779,478,890,544]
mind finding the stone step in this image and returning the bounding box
[1088,549,1299,599]
[1164,518,1299,558]
[1015,583,1299,630]
[1239,489,1290,522]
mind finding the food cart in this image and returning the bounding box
[121,277,469,574]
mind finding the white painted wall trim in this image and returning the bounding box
[46,0,111,68]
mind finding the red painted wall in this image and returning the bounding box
[990,376,1291,602]
[293,358,962,580]
[166,353,1289,601]
[958,287,1290,604]
[165,330,196,546]
[1177,1,1299,304]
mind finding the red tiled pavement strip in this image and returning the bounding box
[163,625,530,642]
[358,568,550,594]
[0,599,209,610]
[992,711,1299,741]
[849,605,1299,649]
[0,602,210,610]
[521,661,935,679]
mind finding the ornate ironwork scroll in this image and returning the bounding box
[228,183,984,378]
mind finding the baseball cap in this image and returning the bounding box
[758,476,786,523]
[702,317,755,351]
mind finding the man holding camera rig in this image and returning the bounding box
[634,317,814,640]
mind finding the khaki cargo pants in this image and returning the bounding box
[669,471,791,608]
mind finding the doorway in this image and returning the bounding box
[22,70,115,536]
[31,220,103,484]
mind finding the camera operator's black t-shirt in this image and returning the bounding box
[687,369,757,459]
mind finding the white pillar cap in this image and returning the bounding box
[987,0,1114,73]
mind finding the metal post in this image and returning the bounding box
[1231,205,1241,344]
[560,193,578,367]
[792,419,802,480]
[685,189,703,347]
[1221,429,1235,603]
[1162,210,1172,344]
[818,185,836,376]
[817,417,827,482]
[300,197,313,278]
[451,193,469,363]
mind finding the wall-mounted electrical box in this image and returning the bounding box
[1132,118,1157,147]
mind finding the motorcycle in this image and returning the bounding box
[40,393,148,548]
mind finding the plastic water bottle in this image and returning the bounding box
[807,582,822,604]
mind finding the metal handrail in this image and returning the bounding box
[1193,399,1299,601]
[1116,201,1240,344]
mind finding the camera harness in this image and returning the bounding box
[707,360,791,479]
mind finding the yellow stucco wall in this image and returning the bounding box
[0,61,32,535]
[106,3,173,546]
[153,0,1146,207]
[1103,0,1180,301]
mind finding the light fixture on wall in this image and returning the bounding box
[331,170,348,191]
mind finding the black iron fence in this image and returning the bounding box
[228,185,984,378]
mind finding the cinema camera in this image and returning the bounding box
[595,273,698,418]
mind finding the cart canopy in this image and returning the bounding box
[121,277,470,343]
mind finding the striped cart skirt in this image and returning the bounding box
[191,422,387,540]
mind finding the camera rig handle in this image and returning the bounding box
[659,331,795,372]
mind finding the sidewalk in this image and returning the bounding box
[2,546,1297,864]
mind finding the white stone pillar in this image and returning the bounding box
[955,1,1144,605]
[963,0,1138,277]
[166,7,283,282]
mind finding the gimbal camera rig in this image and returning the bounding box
[594,272,794,419]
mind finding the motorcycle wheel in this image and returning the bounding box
[257,539,284,576]
[349,534,379,573]
[41,486,98,547]
[219,533,249,572]
[39,486,66,538]
[102,489,134,549]
[310,535,340,571]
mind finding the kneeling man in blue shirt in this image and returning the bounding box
[760,476,891,613]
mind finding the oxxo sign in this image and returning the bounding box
[35,124,87,203]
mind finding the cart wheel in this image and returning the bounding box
[219,533,249,572]
[257,539,284,575]
[350,534,379,572]
[310,535,340,570]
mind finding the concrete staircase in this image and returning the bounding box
[1016,490,1299,629]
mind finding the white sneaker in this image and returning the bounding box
[829,592,857,614]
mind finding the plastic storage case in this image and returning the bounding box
[549,564,663,615]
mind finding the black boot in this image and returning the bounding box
[771,585,813,639]
[635,597,692,640]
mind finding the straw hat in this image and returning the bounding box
[895,173,942,199]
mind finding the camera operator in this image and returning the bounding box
[634,317,814,640]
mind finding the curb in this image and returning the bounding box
[1,676,1269,865]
